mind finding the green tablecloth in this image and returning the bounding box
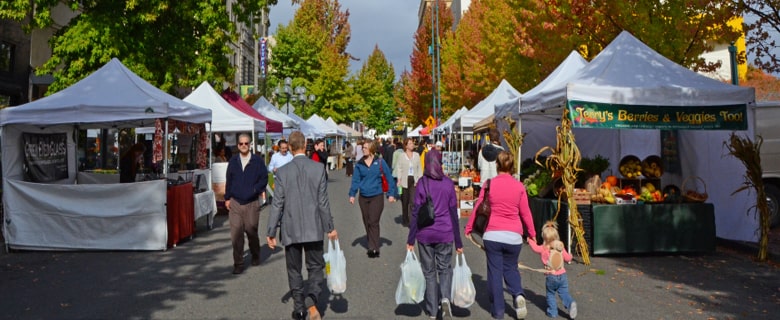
[528,198,715,255]
[591,203,715,255]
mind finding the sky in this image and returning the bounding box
[268,0,420,78]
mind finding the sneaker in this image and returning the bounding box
[569,301,578,319]
[307,305,321,320]
[441,298,453,319]
[514,295,527,319]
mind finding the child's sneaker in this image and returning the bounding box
[569,301,578,319]
[514,295,527,319]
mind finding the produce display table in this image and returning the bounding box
[167,182,194,247]
[528,198,715,255]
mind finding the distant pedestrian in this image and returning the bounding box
[267,139,293,175]
[528,221,577,319]
[267,131,338,320]
[224,134,268,275]
[478,128,504,181]
[464,150,536,319]
[406,149,463,319]
[349,139,398,258]
[394,138,422,227]
[344,142,355,177]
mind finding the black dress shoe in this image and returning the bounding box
[291,311,305,320]
[232,265,244,274]
[367,250,380,258]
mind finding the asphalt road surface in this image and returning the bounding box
[1,169,778,319]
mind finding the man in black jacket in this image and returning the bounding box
[224,134,268,274]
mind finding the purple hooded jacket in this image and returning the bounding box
[407,149,463,248]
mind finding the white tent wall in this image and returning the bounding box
[4,179,167,250]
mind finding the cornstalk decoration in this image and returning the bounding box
[535,109,591,265]
[501,116,526,174]
[724,133,770,262]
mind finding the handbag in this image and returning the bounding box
[416,177,436,229]
[379,160,389,192]
[451,253,476,308]
[395,250,426,304]
[323,239,347,294]
[472,179,492,237]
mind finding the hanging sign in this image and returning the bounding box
[23,132,69,182]
[566,100,747,130]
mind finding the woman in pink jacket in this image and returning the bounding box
[465,151,536,319]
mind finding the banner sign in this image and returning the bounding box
[23,132,69,182]
[566,100,747,130]
[260,37,267,79]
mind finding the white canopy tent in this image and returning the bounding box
[453,79,521,133]
[407,125,424,137]
[435,106,468,134]
[307,114,346,137]
[252,97,301,137]
[184,81,266,133]
[0,58,212,251]
[285,112,324,138]
[515,31,756,242]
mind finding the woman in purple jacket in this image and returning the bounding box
[406,149,463,319]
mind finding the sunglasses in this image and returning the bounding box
[238,142,250,146]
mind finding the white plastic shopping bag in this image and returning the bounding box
[323,239,347,294]
[395,250,426,304]
[451,252,476,308]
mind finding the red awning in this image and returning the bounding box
[220,90,283,133]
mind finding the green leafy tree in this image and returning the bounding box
[1,0,277,94]
[546,0,741,71]
[353,45,397,133]
[739,0,780,74]
[268,0,352,119]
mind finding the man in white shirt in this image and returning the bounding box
[268,139,293,175]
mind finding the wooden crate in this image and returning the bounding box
[572,189,591,205]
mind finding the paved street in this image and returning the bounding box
[1,168,778,320]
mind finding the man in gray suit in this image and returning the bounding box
[267,131,338,320]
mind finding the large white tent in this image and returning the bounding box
[307,114,346,136]
[436,106,469,134]
[252,97,301,136]
[285,112,324,138]
[515,31,756,242]
[1,58,212,251]
[184,81,266,133]
[453,79,521,132]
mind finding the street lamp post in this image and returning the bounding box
[294,85,315,117]
[273,77,293,114]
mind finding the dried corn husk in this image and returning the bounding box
[724,133,770,262]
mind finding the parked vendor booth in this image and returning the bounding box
[498,31,756,254]
[0,58,212,251]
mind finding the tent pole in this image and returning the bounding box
[164,119,169,176]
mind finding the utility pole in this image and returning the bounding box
[430,0,442,129]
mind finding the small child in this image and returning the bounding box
[528,221,578,319]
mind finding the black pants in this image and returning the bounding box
[346,159,354,176]
[285,241,326,314]
[358,194,384,251]
[401,175,416,227]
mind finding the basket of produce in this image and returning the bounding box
[681,176,708,203]
[641,155,663,178]
[618,155,642,179]
[662,184,681,203]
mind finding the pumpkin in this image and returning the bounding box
[605,175,618,187]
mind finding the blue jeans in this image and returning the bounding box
[484,239,524,319]
[417,242,454,317]
[545,273,574,317]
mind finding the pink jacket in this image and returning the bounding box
[464,173,536,239]
[528,240,572,275]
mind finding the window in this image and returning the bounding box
[0,41,14,74]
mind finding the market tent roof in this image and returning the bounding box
[252,97,300,129]
[566,31,754,108]
[454,79,521,132]
[436,106,469,134]
[407,125,424,137]
[337,124,362,137]
[473,114,495,133]
[307,114,346,136]
[184,81,265,133]
[496,50,588,119]
[220,89,283,133]
[0,58,211,127]
[285,112,324,138]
